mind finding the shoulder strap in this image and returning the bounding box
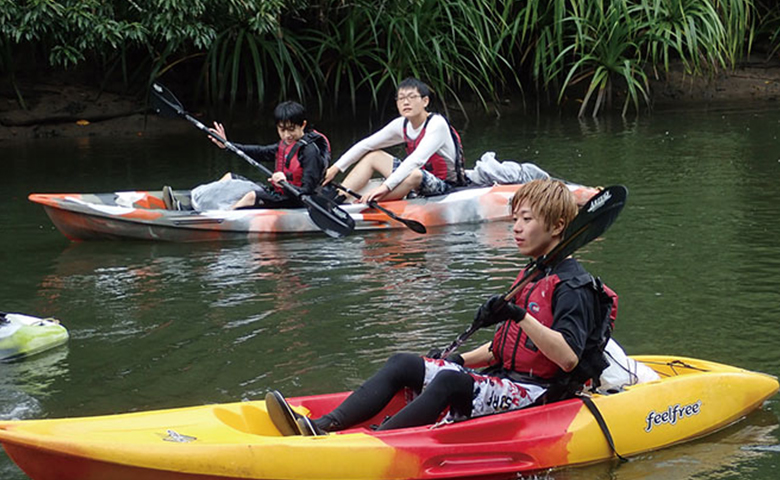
[284,141,304,169]
[433,113,467,186]
[306,130,331,164]
[403,115,433,142]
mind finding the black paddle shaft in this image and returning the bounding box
[439,185,628,359]
[150,83,355,238]
[330,182,427,234]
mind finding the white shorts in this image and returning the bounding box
[419,357,547,422]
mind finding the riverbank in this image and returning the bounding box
[3,60,780,141]
[0,82,193,141]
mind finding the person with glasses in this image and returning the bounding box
[322,78,466,204]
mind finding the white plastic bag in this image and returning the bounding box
[595,338,660,394]
[465,151,550,186]
[191,179,261,211]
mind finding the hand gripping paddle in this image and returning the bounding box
[438,185,628,358]
[150,83,355,238]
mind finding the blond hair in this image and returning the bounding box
[511,179,578,231]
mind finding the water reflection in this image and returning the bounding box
[0,347,69,420]
[25,221,530,401]
[4,104,780,480]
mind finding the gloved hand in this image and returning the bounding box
[424,348,465,366]
[472,294,527,329]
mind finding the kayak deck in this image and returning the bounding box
[0,356,776,480]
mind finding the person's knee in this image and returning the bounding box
[232,191,256,209]
[360,151,394,173]
[381,353,424,390]
[427,370,473,416]
[363,151,388,164]
[399,169,423,189]
[385,352,421,371]
[428,370,472,393]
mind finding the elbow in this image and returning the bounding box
[559,357,579,373]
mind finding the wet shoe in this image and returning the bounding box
[162,185,180,210]
[296,416,326,437]
[265,390,300,436]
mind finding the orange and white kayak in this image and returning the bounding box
[0,356,776,480]
[28,183,599,242]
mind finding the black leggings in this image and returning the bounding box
[315,353,475,431]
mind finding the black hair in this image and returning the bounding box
[274,101,307,127]
[397,77,431,99]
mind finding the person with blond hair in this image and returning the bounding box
[268,179,616,436]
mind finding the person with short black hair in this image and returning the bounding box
[162,101,330,211]
[323,77,466,204]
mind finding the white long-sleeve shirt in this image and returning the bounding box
[333,114,457,190]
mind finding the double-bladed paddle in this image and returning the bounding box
[438,185,628,359]
[150,83,355,238]
[330,182,427,234]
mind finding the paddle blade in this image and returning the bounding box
[366,199,427,234]
[544,185,628,267]
[403,219,427,234]
[150,83,185,118]
[502,185,628,302]
[444,185,628,357]
[302,194,356,238]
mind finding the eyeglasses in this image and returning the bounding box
[396,94,421,102]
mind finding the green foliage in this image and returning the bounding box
[551,0,650,117]
[0,0,772,117]
[634,0,727,74]
[0,0,287,73]
[300,4,388,112]
[532,0,753,117]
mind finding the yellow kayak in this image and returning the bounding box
[0,356,776,480]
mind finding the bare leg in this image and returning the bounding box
[341,151,395,192]
[231,191,256,209]
[341,151,423,201]
[379,169,422,201]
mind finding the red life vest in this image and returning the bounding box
[273,130,331,193]
[492,262,618,380]
[403,114,466,184]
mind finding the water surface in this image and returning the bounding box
[2,103,780,479]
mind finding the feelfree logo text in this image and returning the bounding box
[645,401,702,432]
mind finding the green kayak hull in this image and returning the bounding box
[0,313,69,362]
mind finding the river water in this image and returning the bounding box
[2,102,780,479]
